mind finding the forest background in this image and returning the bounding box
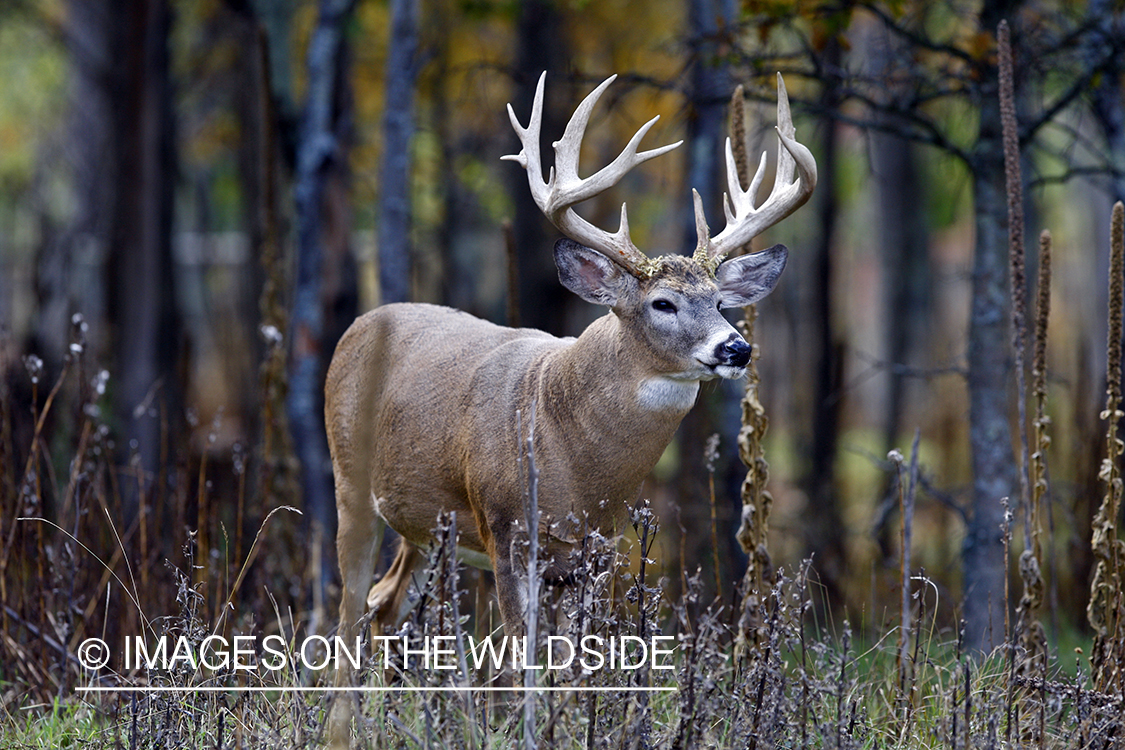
[3,0,1125,730]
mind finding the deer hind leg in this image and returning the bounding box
[367,538,425,629]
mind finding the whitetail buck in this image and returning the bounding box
[326,73,814,735]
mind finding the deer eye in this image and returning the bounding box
[651,299,677,313]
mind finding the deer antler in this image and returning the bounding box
[693,74,817,272]
[503,73,682,278]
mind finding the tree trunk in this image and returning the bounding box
[510,0,569,334]
[98,0,180,520]
[377,0,418,305]
[229,5,271,465]
[251,0,298,125]
[961,0,1021,655]
[674,0,736,604]
[871,131,931,559]
[1089,0,1125,206]
[865,15,932,559]
[38,0,117,367]
[288,0,357,604]
[963,89,1014,656]
[804,41,847,603]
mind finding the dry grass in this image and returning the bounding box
[1,366,1123,749]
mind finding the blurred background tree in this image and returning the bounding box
[2,0,1125,666]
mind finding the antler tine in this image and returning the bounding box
[694,73,817,269]
[504,73,682,278]
[774,72,799,191]
[502,72,549,203]
[549,75,618,193]
[551,77,682,210]
[723,148,768,228]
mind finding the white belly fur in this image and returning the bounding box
[457,546,494,571]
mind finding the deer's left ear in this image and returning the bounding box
[715,244,788,308]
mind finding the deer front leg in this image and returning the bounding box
[488,523,529,636]
[328,481,382,750]
[335,491,383,652]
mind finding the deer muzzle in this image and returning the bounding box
[716,335,752,369]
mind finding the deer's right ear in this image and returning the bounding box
[555,239,638,307]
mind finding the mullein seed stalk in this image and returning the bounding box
[1016,230,1050,688]
[999,21,1033,554]
[999,26,1049,711]
[726,85,776,657]
[1088,201,1125,695]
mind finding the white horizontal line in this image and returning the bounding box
[77,686,675,693]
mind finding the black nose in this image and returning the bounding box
[717,337,752,368]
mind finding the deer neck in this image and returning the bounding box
[516,312,699,532]
[537,312,698,443]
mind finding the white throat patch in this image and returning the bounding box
[636,376,700,412]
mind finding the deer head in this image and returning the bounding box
[500,72,815,395]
